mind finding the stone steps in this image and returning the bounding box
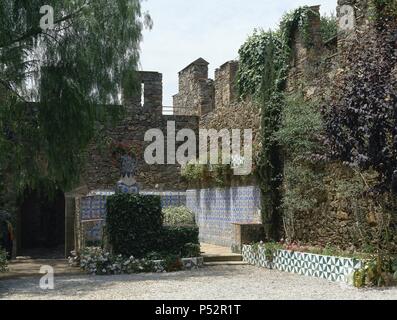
[204,261,248,267]
[203,254,243,263]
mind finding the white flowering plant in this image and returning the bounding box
[69,247,174,275]
[163,206,196,226]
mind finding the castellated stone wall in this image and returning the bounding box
[174,1,396,250]
[173,58,214,116]
[173,57,260,149]
[214,61,239,109]
[79,71,199,193]
[282,1,397,250]
[198,60,262,154]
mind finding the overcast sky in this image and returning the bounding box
[140,0,337,105]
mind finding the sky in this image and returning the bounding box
[140,0,337,106]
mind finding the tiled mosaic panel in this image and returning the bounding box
[242,245,273,268]
[82,220,106,244]
[80,195,108,221]
[187,186,261,247]
[242,245,363,284]
[142,191,186,208]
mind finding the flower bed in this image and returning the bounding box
[69,247,203,275]
[242,244,364,284]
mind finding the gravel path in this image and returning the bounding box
[1,265,396,300]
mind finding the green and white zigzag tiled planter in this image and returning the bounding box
[242,244,363,284]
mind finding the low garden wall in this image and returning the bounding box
[186,186,262,247]
[242,244,364,284]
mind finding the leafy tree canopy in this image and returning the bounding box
[0,0,150,193]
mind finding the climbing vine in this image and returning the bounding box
[237,30,283,99]
[369,0,397,20]
[320,13,338,42]
[279,6,320,50]
[236,6,333,240]
[237,7,326,99]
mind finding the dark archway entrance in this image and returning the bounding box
[19,189,65,259]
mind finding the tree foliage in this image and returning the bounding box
[273,93,326,241]
[0,0,149,192]
[274,93,325,160]
[323,3,397,193]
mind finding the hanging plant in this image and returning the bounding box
[280,6,319,50]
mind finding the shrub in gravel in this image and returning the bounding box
[163,206,195,226]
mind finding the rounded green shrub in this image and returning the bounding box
[163,206,195,226]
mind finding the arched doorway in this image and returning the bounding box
[18,189,65,259]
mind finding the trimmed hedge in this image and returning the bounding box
[106,193,163,257]
[106,193,200,258]
[158,226,199,255]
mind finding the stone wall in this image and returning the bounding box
[79,71,199,193]
[173,58,214,116]
[200,99,261,156]
[283,1,397,250]
[214,61,239,109]
[180,1,397,251]
[287,164,397,250]
[173,57,261,155]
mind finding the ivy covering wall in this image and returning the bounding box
[235,1,397,252]
[236,6,330,241]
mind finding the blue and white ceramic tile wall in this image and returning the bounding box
[187,186,261,246]
[242,245,363,284]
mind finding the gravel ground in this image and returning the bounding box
[0,265,396,300]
